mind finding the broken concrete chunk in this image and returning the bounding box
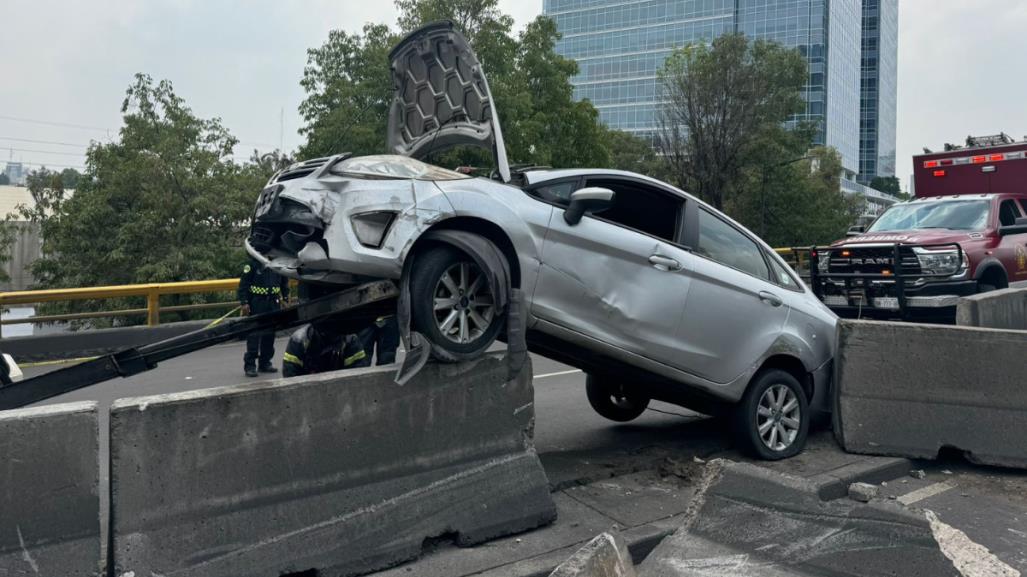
[848,482,879,503]
[639,459,961,576]
[911,469,927,480]
[549,532,637,577]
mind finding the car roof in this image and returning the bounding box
[523,168,689,194]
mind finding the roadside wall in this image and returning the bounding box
[956,287,1027,330]
[835,319,1027,468]
[0,401,101,577]
[109,353,556,577]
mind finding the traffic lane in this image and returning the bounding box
[882,462,1027,573]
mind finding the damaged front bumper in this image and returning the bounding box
[246,175,451,285]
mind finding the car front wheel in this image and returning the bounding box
[734,369,809,460]
[585,375,650,422]
[409,244,505,362]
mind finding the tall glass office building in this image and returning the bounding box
[859,0,898,183]
[544,0,876,176]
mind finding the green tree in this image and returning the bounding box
[657,34,809,210]
[869,175,901,196]
[22,75,272,324]
[727,146,860,247]
[605,129,667,178]
[60,168,81,189]
[298,23,396,159]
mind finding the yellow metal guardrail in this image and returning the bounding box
[1,250,811,332]
[0,279,241,328]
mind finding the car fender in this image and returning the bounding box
[973,257,1007,283]
[416,178,551,295]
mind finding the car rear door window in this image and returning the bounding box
[767,254,802,291]
[696,208,770,281]
[1018,199,1027,219]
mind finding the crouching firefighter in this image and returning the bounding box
[282,320,371,377]
[238,257,290,377]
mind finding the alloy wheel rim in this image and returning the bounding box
[756,384,801,452]
[432,262,496,344]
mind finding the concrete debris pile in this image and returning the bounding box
[551,460,1014,577]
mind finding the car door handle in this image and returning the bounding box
[758,291,783,307]
[648,255,681,271]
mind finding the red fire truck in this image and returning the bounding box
[811,134,1027,320]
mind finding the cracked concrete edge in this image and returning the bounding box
[470,514,688,577]
[808,456,913,500]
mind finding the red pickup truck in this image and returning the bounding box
[812,193,1027,320]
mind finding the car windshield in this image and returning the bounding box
[866,199,991,232]
[329,155,470,181]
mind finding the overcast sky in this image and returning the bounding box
[1,0,1025,189]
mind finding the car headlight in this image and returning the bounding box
[351,211,396,248]
[912,246,962,276]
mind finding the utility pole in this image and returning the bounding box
[760,155,814,238]
[280,107,284,152]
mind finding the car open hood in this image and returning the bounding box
[386,20,510,183]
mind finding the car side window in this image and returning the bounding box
[527,181,577,205]
[999,200,1022,227]
[766,254,802,291]
[696,208,770,281]
[584,178,684,244]
[1018,199,1027,220]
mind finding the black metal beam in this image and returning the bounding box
[0,281,399,410]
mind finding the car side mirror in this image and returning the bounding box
[999,217,1027,236]
[564,187,615,226]
[846,225,865,237]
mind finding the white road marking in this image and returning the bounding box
[927,510,1020,577]
[533,369,582,379]
[898,481,957,505]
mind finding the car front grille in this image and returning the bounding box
[827,246,921,276]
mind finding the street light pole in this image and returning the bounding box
[760,155,814,239]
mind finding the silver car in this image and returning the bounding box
[246,21,837,459]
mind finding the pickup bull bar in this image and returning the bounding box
[805,242,966,320]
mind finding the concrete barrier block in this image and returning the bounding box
[0,401,101,577]
[549,532,637,577]
[835,319,1027,468]
[110,353,556,577]
[639,460,960,577]
[956,287,1027,330]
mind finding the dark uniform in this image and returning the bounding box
[354,315,400,365]
[238,258,290,376]
[282,323,370,377]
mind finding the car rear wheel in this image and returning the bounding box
[410,244,505,362]
[585,375,650,422]
[734,369,809,460]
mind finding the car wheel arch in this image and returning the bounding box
[405,216,522,288]
[754,354,813,401]
[974,260,1008,289]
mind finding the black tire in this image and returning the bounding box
[409,244,505,362]
[734,369,809,460]
[977,283,997,294]
[585,374,651,422]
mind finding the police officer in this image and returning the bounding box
[238,257,290,377]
